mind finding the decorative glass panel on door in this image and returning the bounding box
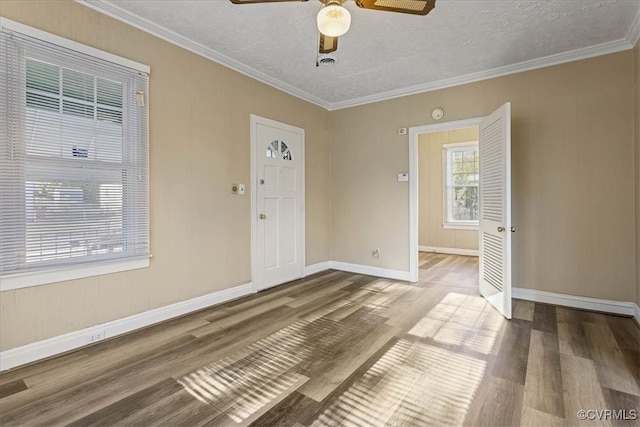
[281,141,293,160]
[266,140,279,158]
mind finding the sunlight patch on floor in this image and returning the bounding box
[310,339,486,426]
[177,314,389,423]
[408,292,505,354]
[177,320,313,422]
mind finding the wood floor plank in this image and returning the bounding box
[250,391,320,427]
[557,307,592,358]
[606,315,640,352]
[193,296,295,338]
[0,350,89,388]
[561,352,612,427]
[520,406,567,427]
[407,293,506,358]
[492,318,532,385]
[298,320,400,402]
[362,281,424,319]
[82,315,210,357]
[583,322,640,396]
[113,384,214,425]
[338,274,380,293]
[298,290,366,322]
[532,303,558,335]
[601,387,640,427]
[285,278,353,308]
[620,348,640,390]
[284,272,352,300]
[202,271,345,323]
[513,299,535,322]
[309,338,488,426]
[463,376,524,427]
[578,310,609,325]
[20,317,210,393]
[0,379,27,400]
[315,280,418,322]
[383,285,448,330]
[66,378,183,426]
[522,330,565,417]
[170,306,309,378]
[0,335,200,425]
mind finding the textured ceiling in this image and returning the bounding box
[81,0,640,110]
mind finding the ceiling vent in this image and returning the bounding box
[316,55,337,67]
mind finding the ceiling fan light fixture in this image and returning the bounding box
[317,3,351,37]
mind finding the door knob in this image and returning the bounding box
[259,213,266,220]
[259,179,265,185]
[497,226,505,232]
[511,226,516,232]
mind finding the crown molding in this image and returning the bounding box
[627,5,640,47]
[77,0,640,112]
[76,0,331,110]
[327,36,635,110]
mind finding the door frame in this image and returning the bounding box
[250,114,306,293]
[408,117,483,282]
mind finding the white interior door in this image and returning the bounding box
[479,102,512,319]
[252,116,304,291]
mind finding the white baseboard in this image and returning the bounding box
[419,246,479,257]
[329,261,412,282]
[513,287,640,323]
[305,261,331,276]
[0,282,253,372]
[308,260,412,282]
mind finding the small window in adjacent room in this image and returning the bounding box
[0,19,150,290]
[443,142,479,229]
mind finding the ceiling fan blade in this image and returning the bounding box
[355,0,436,16]
[319,34,338,54]
[230,0,303,4]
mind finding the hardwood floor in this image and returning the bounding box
[1,253,638,426]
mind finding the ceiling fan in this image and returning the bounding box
[229,0,436,55]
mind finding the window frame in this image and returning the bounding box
[442,141,479,231]
[0,18,150,291]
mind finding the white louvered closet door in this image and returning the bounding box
[479,102,512,319]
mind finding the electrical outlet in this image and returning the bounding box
[87,331,106,343]
[373,248,380,258]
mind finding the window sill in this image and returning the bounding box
[0,257,149,291]
[443,223,479,231]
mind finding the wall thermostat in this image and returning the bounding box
[397,173,409,182]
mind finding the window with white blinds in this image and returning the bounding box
[0,19,150,290]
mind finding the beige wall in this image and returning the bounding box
[0,0,331,351]
[331,50,636,302]
[418,127,479,251]
[635,40,640,307]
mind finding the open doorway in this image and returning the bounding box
[418,126,480,257]
[408,117,483,282]
[415,125,480,288]
[409,104,513,319]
